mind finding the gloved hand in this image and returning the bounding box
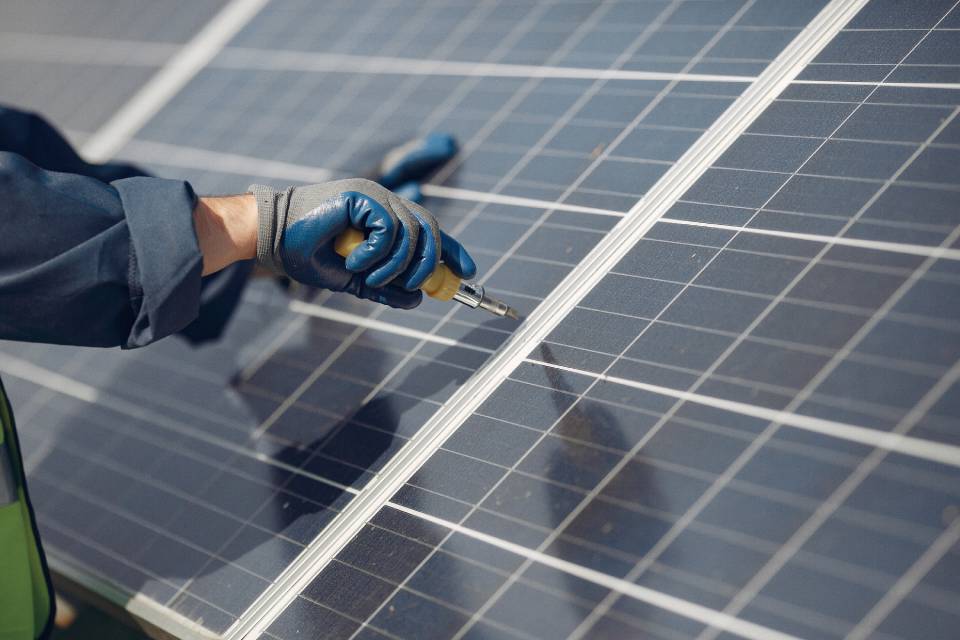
[249,178,476,309]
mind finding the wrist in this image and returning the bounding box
[193,193,257,276]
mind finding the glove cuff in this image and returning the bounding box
[249,184,289,274]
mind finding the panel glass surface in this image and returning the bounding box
[0,0,825,636]
[7,0,959,638]
[0,0,767,635]
[305,2,960,639]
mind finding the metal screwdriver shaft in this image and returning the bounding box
[334,228,521,320]
[450,280,520,320]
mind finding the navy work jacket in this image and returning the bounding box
[0,108,205,348]
[0,107,252,639]
[0,105,217,640]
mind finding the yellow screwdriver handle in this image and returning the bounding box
[334,227,461,301]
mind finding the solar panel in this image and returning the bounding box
[1,0,959,639]
[278,4,960,640]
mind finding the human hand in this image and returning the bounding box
[248,178,475,309]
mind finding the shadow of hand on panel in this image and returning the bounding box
[18,289,455,606]
[24,271,506,628]
[218,314,501,622]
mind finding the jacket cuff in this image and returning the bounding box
[114,177,203,348]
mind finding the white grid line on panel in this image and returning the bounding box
[524,358,960,469]
[0,33,179,66]
[211,47,757,84]
[6,31,960,92]
[288,301,493,353]
[108,142,960,262]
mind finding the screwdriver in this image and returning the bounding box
[335,228,521,320]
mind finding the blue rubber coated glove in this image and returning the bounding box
[378,132,458,191]
[249,179,476,309]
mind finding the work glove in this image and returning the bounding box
[377,132,458,197]
[249,178,476,309]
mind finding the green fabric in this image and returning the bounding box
[0,382,52,640]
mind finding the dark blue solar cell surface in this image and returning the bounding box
[2,0,960,639]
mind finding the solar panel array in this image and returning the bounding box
[1,1,959,639]
[265,4,960,639]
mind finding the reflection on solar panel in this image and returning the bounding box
[1,0,959,639]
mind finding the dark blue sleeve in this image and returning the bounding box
[0,152,203,348]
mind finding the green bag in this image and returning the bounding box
[0,379,53,640]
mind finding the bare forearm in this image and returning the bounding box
[193,193,257,275]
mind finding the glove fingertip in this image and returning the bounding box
[456,251,478,280]
[440,232,477,279]
[363,271,391,289]
[394,289,423,310]
[398,264,433,291]
[344,246,377,272]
